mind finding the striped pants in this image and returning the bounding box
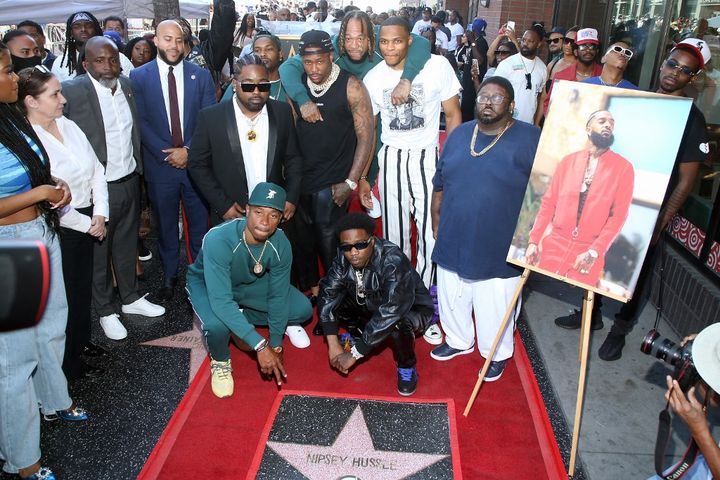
[377,144,437,287]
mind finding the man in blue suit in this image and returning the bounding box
[130,20,216,300]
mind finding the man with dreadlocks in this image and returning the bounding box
[51,11,135,82]
[0,41,89,480]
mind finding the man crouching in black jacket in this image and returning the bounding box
[318,213,434,396]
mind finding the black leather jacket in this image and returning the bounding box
[318,238,434,356]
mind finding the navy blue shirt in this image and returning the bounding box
[432,120,541,280]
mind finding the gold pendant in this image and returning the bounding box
[253,263,263,274]
[247,130,256,142]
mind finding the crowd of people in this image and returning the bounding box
[0,1,717,479]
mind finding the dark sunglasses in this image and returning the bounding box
[546,37,562,45]
[564,37,577,47]
[607,45,634,59]
[525,73,532,90]
[495,49,511,56]
[239,82,272,93]
[578,44,599,51]
[663,58,696,76]
[339,239,373,252]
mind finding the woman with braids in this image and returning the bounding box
[0,47,88,480]
[20,66,109,381]
[51,11,134,82]
[233,13,257,49]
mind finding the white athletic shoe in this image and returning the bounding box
[210,359,234,398]
[285,326,311,348]
[121,294,165,317]
[99,313,127,340]
[423,323,443,345]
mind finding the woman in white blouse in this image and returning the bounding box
[19,66,108,380]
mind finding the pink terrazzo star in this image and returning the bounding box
[140,324,207,384]
[267,406,447,480]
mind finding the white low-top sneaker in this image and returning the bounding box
[423,323,443,345]
[99,313,127,340]
[285,326,311,348]
[121,294,165,317]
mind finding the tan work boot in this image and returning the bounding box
[210,359,234,398]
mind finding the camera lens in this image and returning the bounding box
[640,329,687,367]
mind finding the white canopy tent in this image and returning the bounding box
[0,0,213,25]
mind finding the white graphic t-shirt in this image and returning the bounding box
[494,52,547,124]
[363,54,461,150]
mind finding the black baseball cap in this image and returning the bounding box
[548,26,566,37]
[299,30,333,55]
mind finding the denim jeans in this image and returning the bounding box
[0,217,72,473]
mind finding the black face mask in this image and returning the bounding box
[11,54,42,72]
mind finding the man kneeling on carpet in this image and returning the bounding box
[186,183,313,398]
[318,213,434,396]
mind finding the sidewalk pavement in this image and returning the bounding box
[523,273,720,479]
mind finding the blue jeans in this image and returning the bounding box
[0,217,72,473]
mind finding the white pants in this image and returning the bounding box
[377,144,437,288]
[437,265,521,361]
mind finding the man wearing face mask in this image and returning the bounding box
[1,30,41,72]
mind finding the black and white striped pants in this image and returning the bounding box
[377,144,437,288]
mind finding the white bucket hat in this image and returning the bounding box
[692,323,720,393]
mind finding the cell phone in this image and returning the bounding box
[507,21,515,32]
[472,59,479,70]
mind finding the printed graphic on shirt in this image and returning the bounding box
[385,84,425,131]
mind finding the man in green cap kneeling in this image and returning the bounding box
[186,182,313,398]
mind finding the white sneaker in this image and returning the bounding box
[121,294,165,317]
[99,313,127,340]
[285,326,311,348]
[423,324,443,345]
[210,359,234,398]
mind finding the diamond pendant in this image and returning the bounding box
[253,263,263,275]
[247,130,257,142]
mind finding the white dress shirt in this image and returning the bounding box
[88,74,136,181]
[157,58,185,140]
[233,98,269,196]
[33,116,109,233]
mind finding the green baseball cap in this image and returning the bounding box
[248,182,286,212]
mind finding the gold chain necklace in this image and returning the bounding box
[469,120,513,157]
[242,230,268,274]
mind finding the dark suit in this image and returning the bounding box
[187,99,303,225]
[62,74,143,370]
[62,74,143,311]
[130,59,215,282]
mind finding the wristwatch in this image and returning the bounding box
[272,345,283,353]
[254,339,268,352]
[345,178,358,191]
[587,249,598,259]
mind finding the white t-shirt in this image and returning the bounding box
[435,29,449,52]
[412,19,431,35]
[51,51,134,83]
[364,54,461,150]
[445,22,465,51]
[493,52,547,124]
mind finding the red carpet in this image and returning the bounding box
[138,325,565,479]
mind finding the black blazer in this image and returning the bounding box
[188,99,303,225]
[61,74,143,174]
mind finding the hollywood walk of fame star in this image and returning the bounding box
[140,324,207,384]
[267,406,448,479]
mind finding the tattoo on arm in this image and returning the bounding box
[347,76,374,181]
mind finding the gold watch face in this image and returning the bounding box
[272,346,283,353]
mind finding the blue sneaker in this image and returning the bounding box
[25,467,56,480]
[430,342,474,361]
[484,360,508,382]
[44,406,89,422]
[397,367,418,396]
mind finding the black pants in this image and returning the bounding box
[610,240,661,336]
[289,187,348,290]
[336,297,416,369]
[60,207,94,379]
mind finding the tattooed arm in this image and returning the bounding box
[653,162,700,244]
[330,75,375,206]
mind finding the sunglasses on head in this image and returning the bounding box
[339,239,373,253]
[238,82,272,93]
[607,45,633,59]
[546,37,562,45]
[664,58,696,77]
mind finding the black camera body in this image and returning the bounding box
[641,329,701,392]
[0,240,49,332]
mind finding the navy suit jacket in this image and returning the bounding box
[129,59,215,183]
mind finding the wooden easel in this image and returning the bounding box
[462,268,595,477]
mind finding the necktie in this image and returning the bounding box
[168,66,183,147]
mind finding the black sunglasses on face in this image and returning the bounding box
[495,49,511,56]
[664,58,696,77]
[239,82,272,93]
[546,37,562,45]
[339,239,373,253]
